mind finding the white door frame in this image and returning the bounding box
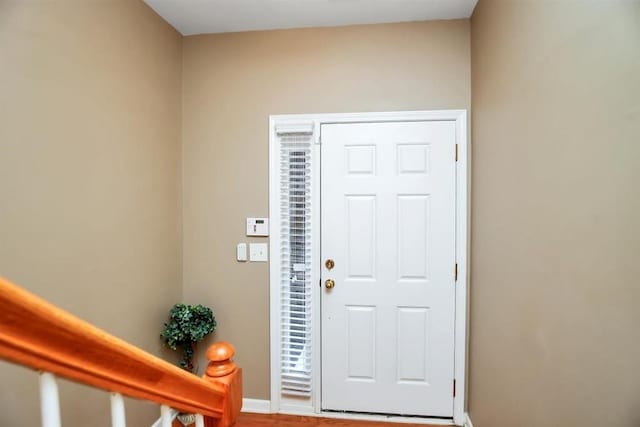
[268,110,469,425]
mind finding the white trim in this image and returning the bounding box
[280,402,317,415]
[453,110,468,426]
[464,412,474,427]
[242,398,273,414]
[269,110,469,423]
[268,117,280,414]
[275,122,315,135]
[311,134,322,412]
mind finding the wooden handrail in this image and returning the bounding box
[0,276,227,418]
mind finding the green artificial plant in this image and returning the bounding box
[160,303,217,373]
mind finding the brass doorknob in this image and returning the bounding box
[325,279,335,289]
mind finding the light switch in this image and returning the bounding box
[249,243,268,262]
[236,243,247,262]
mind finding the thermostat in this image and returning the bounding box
[246,218,269,237]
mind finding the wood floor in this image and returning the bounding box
[236,413,445,427]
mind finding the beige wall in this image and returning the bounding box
[181,20,471,399]
[470,1,640,426]
[10,1,634,422]
[0,1,182,425]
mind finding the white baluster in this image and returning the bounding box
[195,414,205,427]
[160,405,172,427]
[39,372,61,427]
[110,392,126,427]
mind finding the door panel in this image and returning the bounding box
[321,121,456,417]
[346,305,376,380]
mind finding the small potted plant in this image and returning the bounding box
[161,303,217,426]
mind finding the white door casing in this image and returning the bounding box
[321,121,456,417]
[269,111,468,425]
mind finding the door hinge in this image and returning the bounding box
[455,144,458,162]
[455,263,458,281]
[453,379,456,397]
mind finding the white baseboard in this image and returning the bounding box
[242,398,272,414]
[464,412,474,427]
[279,403,316,415]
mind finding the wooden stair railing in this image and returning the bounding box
[0,276,242,427]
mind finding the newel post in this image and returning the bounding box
[203,342,243,427]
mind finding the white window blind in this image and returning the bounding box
[279,132,313,397]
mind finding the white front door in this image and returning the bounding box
[321,121,457,417]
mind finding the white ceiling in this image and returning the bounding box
[144,0,478,36]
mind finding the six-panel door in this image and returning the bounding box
[321,121,456,417]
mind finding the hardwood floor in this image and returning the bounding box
[236,413,445,427]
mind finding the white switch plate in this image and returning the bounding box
[246,218,269,237]
[249,243,268,262]
[236,243,247,262]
